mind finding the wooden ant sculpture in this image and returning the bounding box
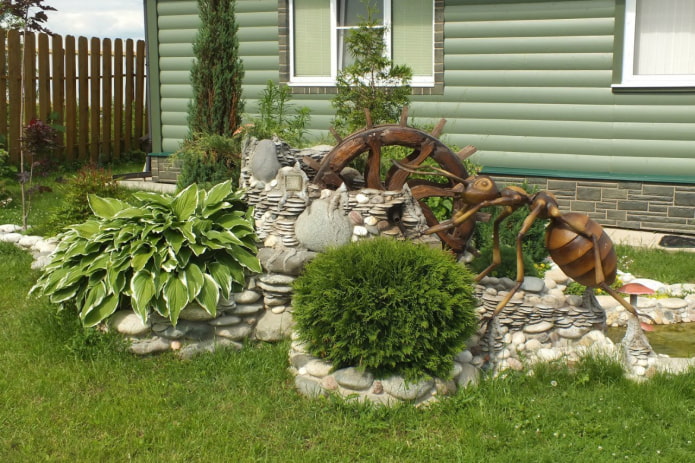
[393,160,654,327]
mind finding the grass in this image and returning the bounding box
[1,241,694,461]
[616,244,695,284]
[0,161,693,460]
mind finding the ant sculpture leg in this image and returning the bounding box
[489,202,545,319]
[474,206,514,283]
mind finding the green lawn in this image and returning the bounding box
[1,241,694,462]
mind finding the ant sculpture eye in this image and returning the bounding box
[475,178,491,189]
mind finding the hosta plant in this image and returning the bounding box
[31,180,260,327]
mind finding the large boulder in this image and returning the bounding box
[294,199,353,252]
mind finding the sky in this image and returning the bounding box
[42,0,145,41]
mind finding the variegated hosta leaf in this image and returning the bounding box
[132,190,174,207]
[163,273,189,326]
[183,264,205,300]
[88,194,130,219]
[131,269,156,323]
[229,245,262,273]
[208,262,232,300]
[82,293,120,328]
[195,274,219,318]
[203,180,233,209]
[171,184,199,221]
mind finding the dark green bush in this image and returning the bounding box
[42,165,130,236]
[176,133,241,190]
[468,245,539,279]
[472,182,549,265]
[292,238,478,380]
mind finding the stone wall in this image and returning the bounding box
[491,175,695,236]
[150,154,181,184]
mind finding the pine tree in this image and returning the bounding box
[188,0,245,137]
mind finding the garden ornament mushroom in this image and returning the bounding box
[617,282,655,331]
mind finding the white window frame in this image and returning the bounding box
[288,0,434,87]
[615,0,695,88]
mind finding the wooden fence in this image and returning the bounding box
[0,29,147,165]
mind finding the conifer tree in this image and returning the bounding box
[332,7,412,133]
[188,0,245,137]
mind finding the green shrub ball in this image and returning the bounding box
[292,238,478,380]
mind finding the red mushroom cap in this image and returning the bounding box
[617,283,655,295]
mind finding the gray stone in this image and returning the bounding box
[34,240,57,254]
[658,298,688,310]
[382,376,434,401]
[110,310,151,336]
[0,233,22,243]
[257,281,293,294]
[129,337,171,355]
[215,324,253,341]
[557,326,588,340]
[250,139,281,182]
[233,302,264,315]
[545,267,569,284]
[208,315,242,326]
[259,273,296,286]
[521,276,545,293]
[523,321,554,334]
[159,320,214,340]
[178,338,242,360]
[31,255,52,270]
[294,199,353,252]
[179,304,216,321]
[0,224,21,233]
[304,359,333,377]
[334,367,374,390]
[234,290,261,304]
[455,350,473,364]
[455,363,480,389]
[289,352,314,369]
[257,247,317,276]
[295,375,327,398]
[17,235,42,248]
[255,310,294,341]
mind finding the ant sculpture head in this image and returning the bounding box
[459,174,499,204]
[393,160,500,205]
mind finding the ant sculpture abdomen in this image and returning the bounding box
[545,212,618,287]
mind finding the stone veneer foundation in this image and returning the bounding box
[490,175,695,236]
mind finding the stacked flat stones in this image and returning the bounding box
[289,331,480,407]
[108,275,294,359]
[239,138,431,252]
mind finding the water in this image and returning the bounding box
[606,323,695,358]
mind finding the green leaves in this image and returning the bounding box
[292,238,478,381]
[31,180,260,328]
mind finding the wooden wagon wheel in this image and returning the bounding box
[313,107,477,253]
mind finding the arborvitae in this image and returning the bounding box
[188,0,245,137]
[331,10,412,133]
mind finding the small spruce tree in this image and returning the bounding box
[332,7,412,133]
[188,0,245,137]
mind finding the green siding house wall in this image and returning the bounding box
[144,0,695,234]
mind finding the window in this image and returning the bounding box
[288,0,435,87]
[617,0,695,88]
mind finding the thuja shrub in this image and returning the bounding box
[292,238,478,380]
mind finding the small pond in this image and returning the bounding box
[606,323,695,358]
